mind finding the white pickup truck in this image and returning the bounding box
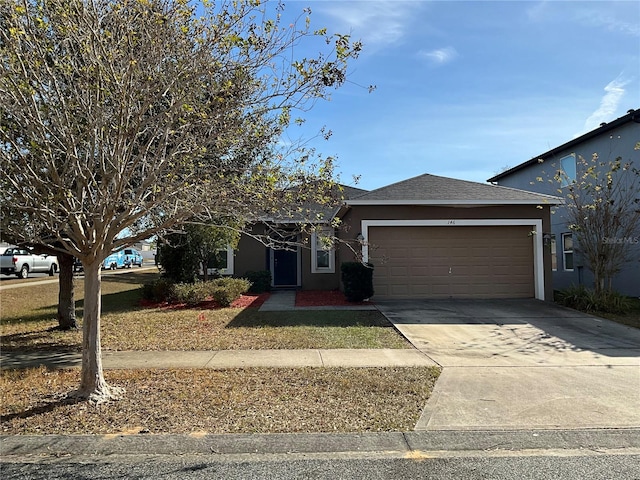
[0,246,58,278]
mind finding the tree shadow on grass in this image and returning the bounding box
[70,288,145,315]
[0,328,81,355]
[0,308,59,326]
[225,309,394,329]
[1,288,144,326]
[1,392,84,424]
[100,270,160,286]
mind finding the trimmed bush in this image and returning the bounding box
[556,285,632,314]
[142,277,251,307]
[142,278,174,303]
[211,277,252,307]
[171,282,210,305]
[245,270,272,293]
[341,262,374,302]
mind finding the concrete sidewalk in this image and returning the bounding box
[0,348,437,370]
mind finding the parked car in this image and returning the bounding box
[102,248,143,270]
[73,257,83,273]
[0,246,58,278]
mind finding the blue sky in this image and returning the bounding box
[277,0,640,191]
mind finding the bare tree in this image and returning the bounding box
[560,153,640,294]
[0,0,362,402]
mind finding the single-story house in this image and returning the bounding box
[225,173,561,300]
[487,108,640,297]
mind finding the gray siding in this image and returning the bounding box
[494,121,640,296]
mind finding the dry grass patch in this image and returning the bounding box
[1,366,440,434]
[2,271,410,351]
[103,309,410,350]
[1,271,158,352]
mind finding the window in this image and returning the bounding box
[562,233,573,271]
[311,227,335,273]
[206,246,234,275]
[550,234,557,271]
[560,154,576,187]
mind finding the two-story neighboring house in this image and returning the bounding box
[488,109,640,297]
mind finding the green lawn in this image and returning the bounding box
[1,271,410,352]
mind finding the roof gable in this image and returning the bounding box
[346,173,561,205]
[488,108,640,183]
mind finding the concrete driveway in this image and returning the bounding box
[376,299,640,431]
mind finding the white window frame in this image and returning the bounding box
[550,234,557,272]
[561,233,574,272]
[206,246,234,276]
[311,227,335,274]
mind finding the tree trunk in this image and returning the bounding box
[56,253,77,330]
[76,259,124,403]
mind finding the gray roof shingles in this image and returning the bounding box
[347,173,562,204]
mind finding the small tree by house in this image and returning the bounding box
[159,222,240,283]
[557,152,640,295]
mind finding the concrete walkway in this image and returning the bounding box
[377,298,640,431]
[259,290,377,311]
[0,348,436,370]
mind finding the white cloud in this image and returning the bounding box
[526,1,550,22]
[316,1,424,48]
[582,75,631,133]
[417,46,458,65]
[574,8,640,37]
[526,1,640,37]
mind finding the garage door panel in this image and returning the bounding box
[369,226,534,299]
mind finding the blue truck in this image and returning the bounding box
[102,248,143,270]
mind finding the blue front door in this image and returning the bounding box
[273,248,298,286]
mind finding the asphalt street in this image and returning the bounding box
[2,429,640,479]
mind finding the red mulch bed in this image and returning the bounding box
[295,290,373,307]
[139,292,270,310]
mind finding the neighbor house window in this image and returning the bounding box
[550,234,557,271]
[562,233,573,271]
[311,227,335,273]
[560,154,576,187]
[206,246,234,275]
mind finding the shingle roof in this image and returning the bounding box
[346,173,562,205]
[265,183,370,223]
[340,185,369,199]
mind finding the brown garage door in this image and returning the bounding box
[368,226,534,299]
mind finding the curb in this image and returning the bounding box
[2,429,640,458]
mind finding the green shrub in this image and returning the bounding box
[341,262,374,302]
[210,277,251,307]
[556,285,632,314]
[157,242,199,284]
[142,277,251,307]
[245,270,271,293]
[142,278,175,302]
[171,282,209,305]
